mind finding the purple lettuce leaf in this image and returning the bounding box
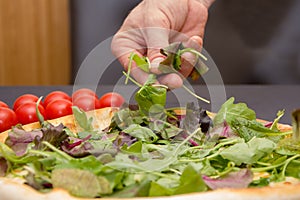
[180,103,212,134]
[61,135,93,157]
[113,132,137,149]
[34,123,68,151]
[5,126,43,156]
[202,169,253,190]
[209,122,237,139]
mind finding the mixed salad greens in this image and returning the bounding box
[1,45,300,198]
[1,92,300,198]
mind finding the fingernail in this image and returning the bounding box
[150,57,165,74]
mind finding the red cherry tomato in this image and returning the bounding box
[99,92,125,108]
[46,99,73,119]
[73,95,100,111]
[15,102,46,125]
[72,88,98,102]
[13,94,39,111]
[43,91,71,108]
[0,101,9,108]
[0,107,19,132]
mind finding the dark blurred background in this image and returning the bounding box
[1,0,299,85]
[70,0,300,85]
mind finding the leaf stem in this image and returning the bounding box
[41,141,73,161]
[179,48,208,61]
[122,71,142,87]
[182,85,210,104]
[174,128,200,154]
[252,154,300,172]
[125,53,135,84]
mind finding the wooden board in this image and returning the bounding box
[0,0,71,85]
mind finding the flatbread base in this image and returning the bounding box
[0,107,299,200]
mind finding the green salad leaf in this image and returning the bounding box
[213,97,256,126]
[220,137,276,165]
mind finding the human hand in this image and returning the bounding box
[111,0,215,89]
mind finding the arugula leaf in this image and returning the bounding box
[55,155,104,174]
[122,124,158,143]
[213,97,256,126]
[285,160,300,179]
[52,168,111,198]
[270,110,285,131]
[72,106,94,132]
[121,141,143,154]
[220,137,276,165]
[159,42,209,76]
[159,42,184,71]
[24,162,53,190]
[135,75,167,115]
[173,165,207,195]
[109,180,151,198]
[149,181,173,197]
[0,142,38,164]
[111,108,145,130]
[132,53,150,73]
[231,117,282,142]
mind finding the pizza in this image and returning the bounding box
[1,96,300,200]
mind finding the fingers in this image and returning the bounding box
[158,73,183,89]
[111,30,151,85]
[198,0,216,8]
[179,35,204,77]
[141,27,170,74]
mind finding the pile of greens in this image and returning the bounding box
[0,93,300,198]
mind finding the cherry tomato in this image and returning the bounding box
[99,92,125,108]
[43,91,71,108]
[13,94,39,111]
[73,95,100,111]
[0,101,9,108]
[46,99,73,119]
[15,102,46,125]
[0,107,19,132]
[72,88,98,102]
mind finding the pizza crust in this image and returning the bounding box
[1,107,299,200]
[0,107,117,143]
[1,177,300,200]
